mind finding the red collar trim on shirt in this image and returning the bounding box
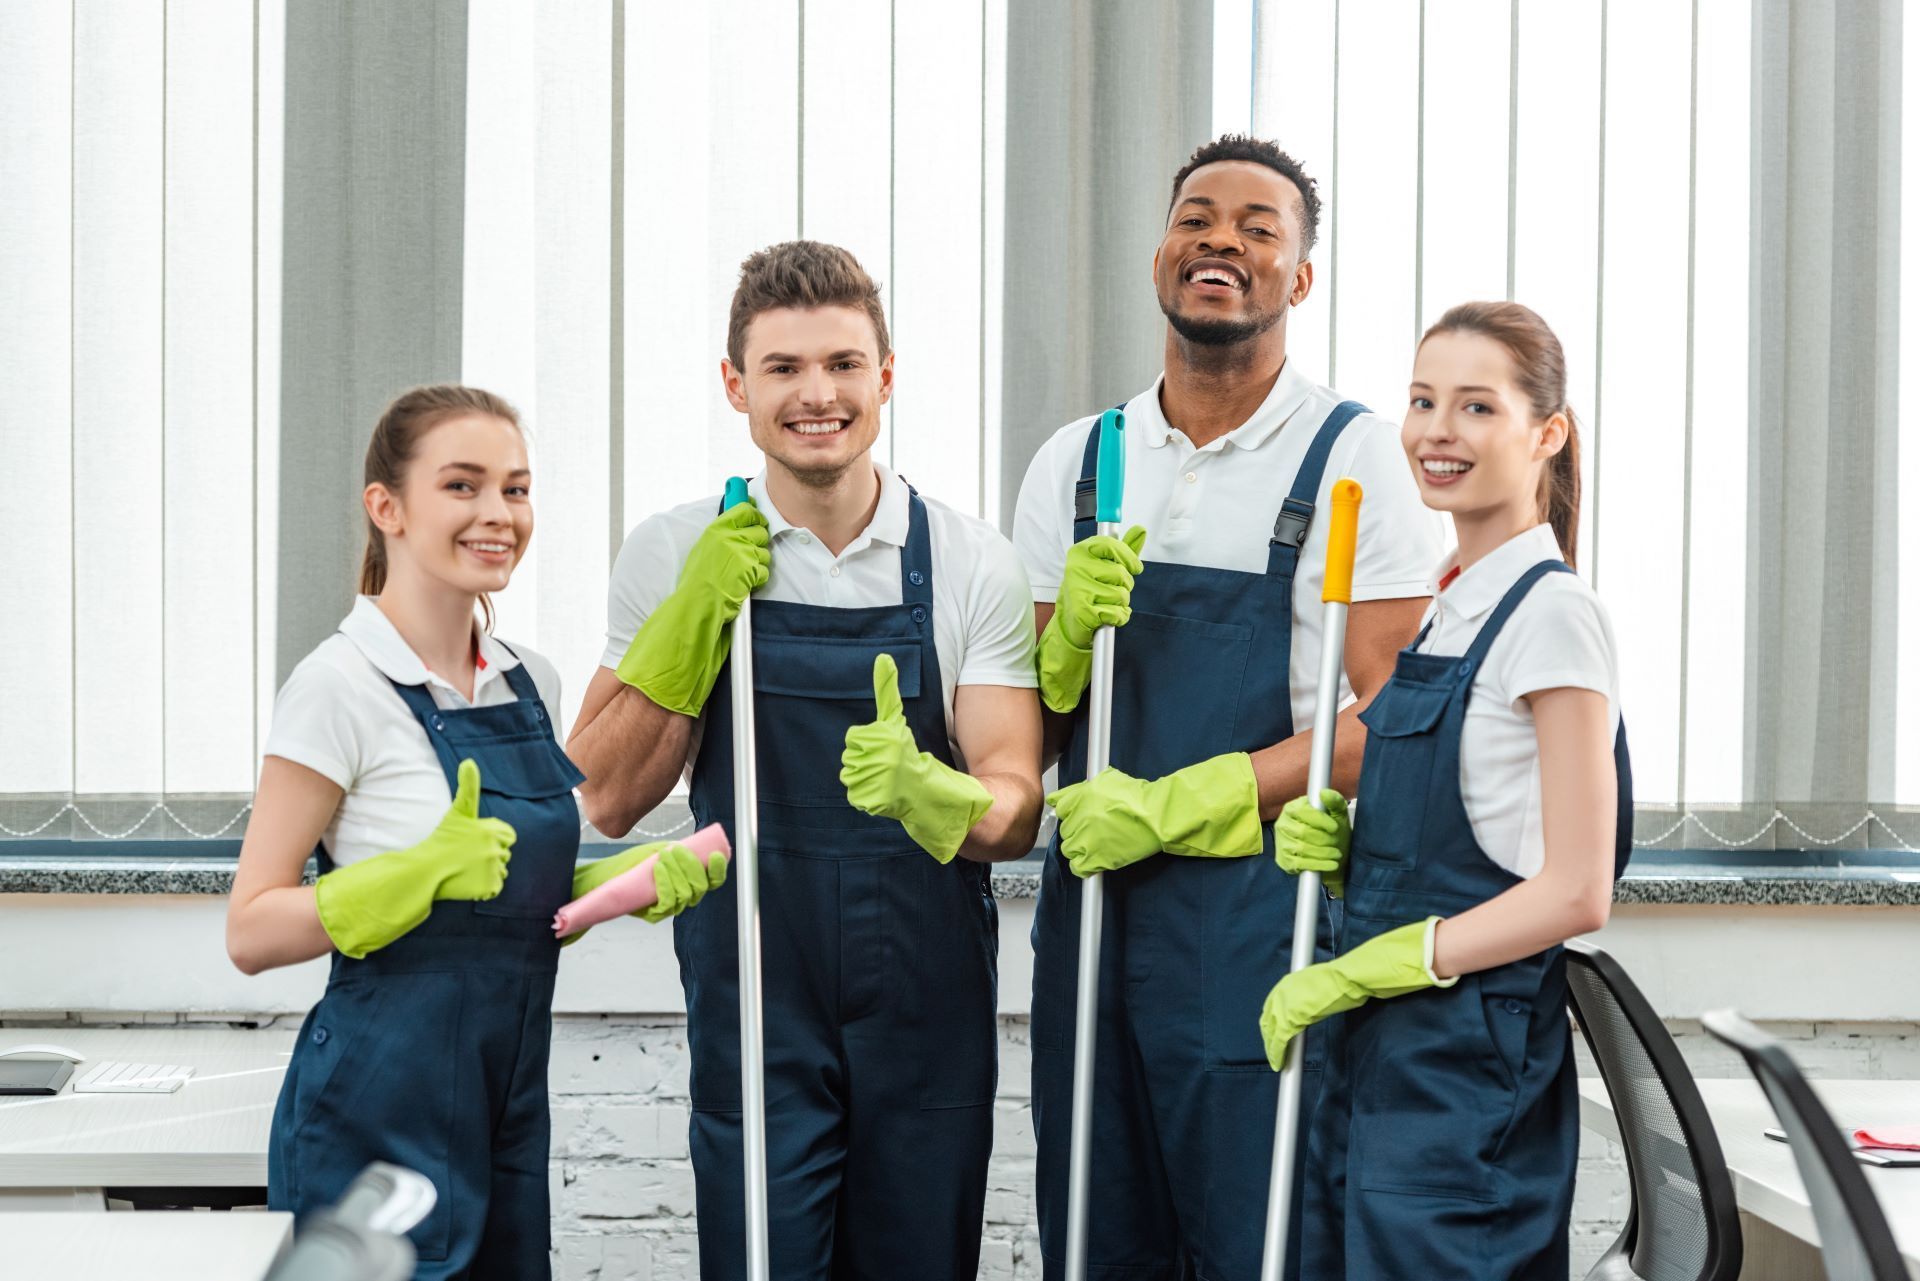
[1437,565,1463,593]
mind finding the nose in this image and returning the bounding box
[799,363,838,407]
[1198,226,1245,257]
[474,485,512,525]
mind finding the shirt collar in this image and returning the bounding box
[1429,523,1566,621]
[750,462,910,552]
[1132,360,1315,453]
[338,595,521,701]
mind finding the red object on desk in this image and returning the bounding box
[1853,1125,1920,1151]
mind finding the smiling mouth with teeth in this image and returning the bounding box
[1186,267,1244,289]
[1422,460,1473,475]
[787,419,850,436]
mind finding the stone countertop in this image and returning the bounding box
[4,850,1920,905]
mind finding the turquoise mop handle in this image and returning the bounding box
[723,467,769,1281]
[1065,406,1126,1281]
[1095,409,1126,522]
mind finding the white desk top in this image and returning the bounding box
[1580,1076,1920,1273]
[0,1028,292,1188]
[8,1210,293,1278]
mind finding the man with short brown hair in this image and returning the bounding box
[569,240,1043,1279]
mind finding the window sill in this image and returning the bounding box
[4,847,1920,905]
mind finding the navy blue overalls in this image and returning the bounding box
[678,487,999,1280]
[269,656,584,1281]
[1030,401,1365,1281]
[1300,560,1633,1280]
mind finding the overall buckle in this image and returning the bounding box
[1271,498,1315,548]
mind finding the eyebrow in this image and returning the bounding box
[1408,382,1501,398]
[760,349,867,365]
[438,462,531,478]
[1175,195,1284,217]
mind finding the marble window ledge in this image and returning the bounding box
[4,852,1920,906]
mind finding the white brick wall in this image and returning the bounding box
[9,1009,1918,1279]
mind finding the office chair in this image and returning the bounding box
[1565,940,1741,1280]
[1703,1008,1906,1281]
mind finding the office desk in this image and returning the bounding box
[0,1027,292,1210]
[9,1210,293,1278]
[1580,1077,1920,1279]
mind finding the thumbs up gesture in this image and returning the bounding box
[311,757,516,959]
[840,654,993,864]
[427,758,517,902]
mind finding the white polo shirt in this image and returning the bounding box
[601,464,1038,770]
[1414,522,1621,879]
[262,596,565,868]
[1013,362,1444,729]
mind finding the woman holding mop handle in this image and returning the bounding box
[227,385,720,1280]
[1265,302,1632,1280]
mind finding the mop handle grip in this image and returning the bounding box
[1321,479,1362,604]
[1095,409,1126,523]
[722,476,751,511]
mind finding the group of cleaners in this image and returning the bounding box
[223,133,1630,1280]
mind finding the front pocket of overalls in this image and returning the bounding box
[916,860,1000,1108]
[292,972,460,1261]
[674,876,744,1114]
[1202,855,1328,1071]
[1352,677,1453,866]
[283,980,387,1140]
[1350,971,1517,1203]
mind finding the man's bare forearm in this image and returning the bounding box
[957,769,1044,863]
[568,673,696,837]
[1248,701,1369,820]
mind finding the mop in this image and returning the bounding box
[1259,477,1363,1281]
[1065,407,1125,1281]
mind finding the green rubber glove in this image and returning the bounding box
[561,840,731,944]
[1036,525,1147,713]
[314,758,514,959]
[1046,751,1262,877]
[615,502,771,716]
[1259,917,1454,1071]
[1274,789,1351,898]
[841,654,993,864]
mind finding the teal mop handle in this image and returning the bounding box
[1066,408,1125,1281]
[722,476,770,1281]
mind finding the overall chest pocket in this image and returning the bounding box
[1352,672,1457,868]
[1108,612,1254,777]
[749,634,924,808]
[473,740,586,919]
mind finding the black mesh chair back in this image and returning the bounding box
[1565,940,1741,1281]
[1702,1010,1906,1281]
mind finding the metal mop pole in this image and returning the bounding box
[722,476,770,1281]
[1065,408,1126,1281]
[1259,477,1363,1281]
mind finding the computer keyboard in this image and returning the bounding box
[71,1060,194,1094]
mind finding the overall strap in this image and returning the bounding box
[1266,399,1368,579]
[496,646,544,706]
[1071,402,1130,543]
[1412,612,1438,650]
[1460,560,1574,672]
[901,485,934,606]
[386,677,440,724]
